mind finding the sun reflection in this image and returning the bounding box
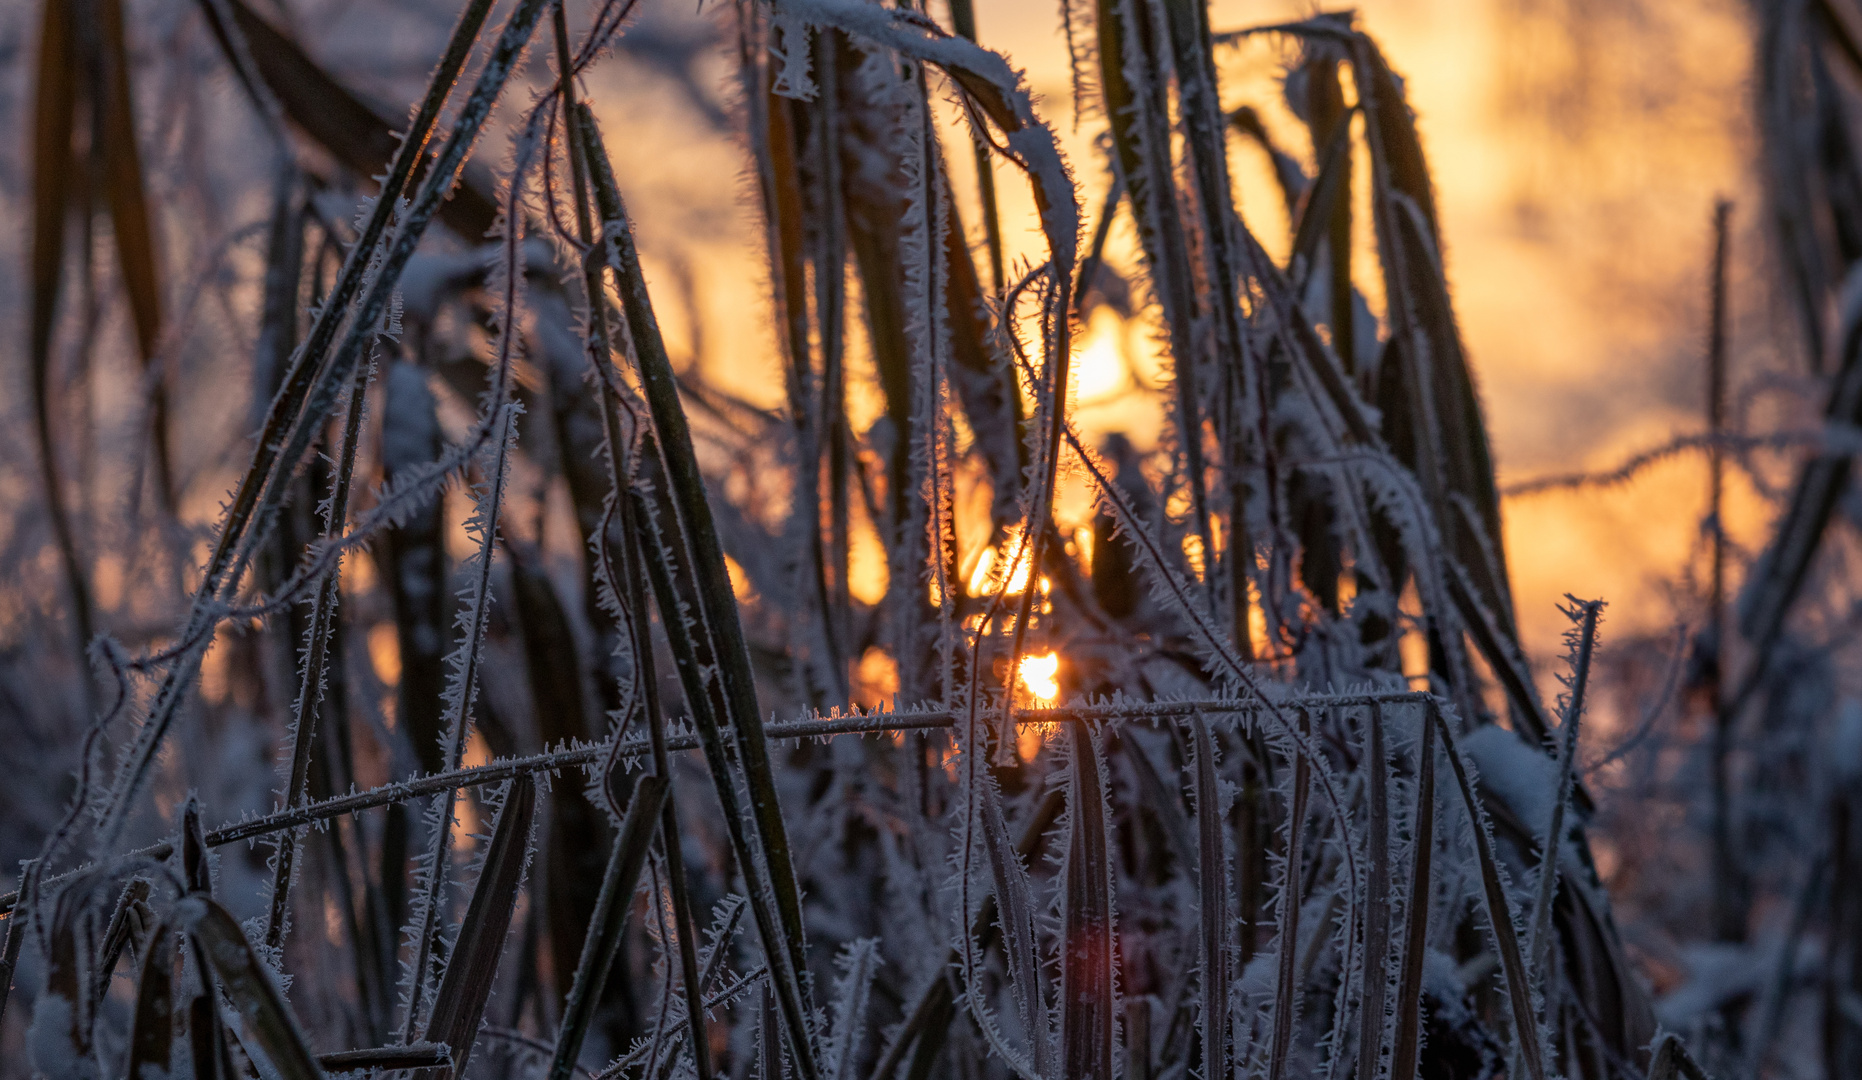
[1018,651,1060,703]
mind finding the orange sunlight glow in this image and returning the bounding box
[368,623,402,686]
[1073,307,1128,401]
[1019,723,1047,764]
[854,646,900,710]
[1182,532,1207,582]
[724,554,758,604]
[967,528,1036,597]
[1019,651,1060,703]
[967,545,997,595]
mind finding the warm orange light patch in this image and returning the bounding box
[849,518,889,606]
[450,734,494,852]
[200,634,231,705]
[463,730,492,769]
[1019,651,1060,703]
[967,545,997,595]
[969,527,1035,598]
[1003,548,1033,595]
[724,555,758,604]
[94,555,124,610]
[1337,569,1359,612]
[323,893,346,947]
[1246,577,1271,661]
[341,550,377,594]
[1182,532,1207,582]
[451,798,479,853]
[1019,723,1047,764]
[1074,307,1129,401]
[368,623,402,686]
[854,647,900,709]
[1073,526,1094,574]
[1398,578,1431,689]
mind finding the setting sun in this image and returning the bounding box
[1018,651,1060,703]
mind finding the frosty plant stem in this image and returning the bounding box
[262,356,371,954]
[575,101,822,1080]
[1527,599,1603,1013]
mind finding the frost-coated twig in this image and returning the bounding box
[1500,427,1843,497]
[0,697,1447,920]
[400,86,541,1034]
[1526,599,1601,1017]
[0,747,733,917]
[591,964,771,1080]
[263,351,373,955]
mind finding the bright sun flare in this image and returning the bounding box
[1018,651,1060,702]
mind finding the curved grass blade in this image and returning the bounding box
[1357,704,1390,1080]
[422,776,538,1079]
[1229,105,1309,222]
[1189,714,1229,1080]
[1289,45,1355,360]
[1061,723,1115,1080]
[29,0,95,667]
[548,774,669,1080]
[1287,111,1355,358]
[1160,0,1259,403]
[1266,714,1314,1080]
[869,786,1065,1080]
[127,919,177,1080]
[1388,706,1435,1080]
[1527,601,1601,1005]
[1431,704,1546,1080]
[1096,0,1213,577]
[178,894,327,1080]
[92,876,150,1014]
[208,0,500,240]
[99,0,172,509]
[948,0,1005,292]
[979,782,1051,1076]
